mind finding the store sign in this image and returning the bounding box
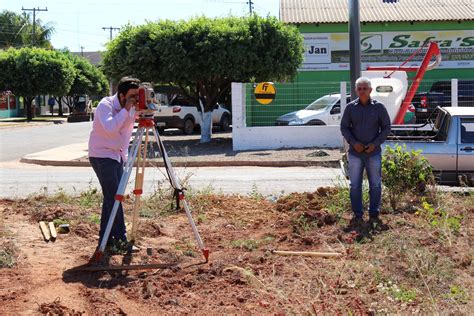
[300,30,474,71]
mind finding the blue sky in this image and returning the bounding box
[1,0,279,52]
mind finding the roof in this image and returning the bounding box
[280,0,474,24]
[443,107,474,117]
[72,51,102,65]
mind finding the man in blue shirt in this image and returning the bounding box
[340,77,391,227]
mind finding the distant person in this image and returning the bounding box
[48,97,55,116]
[340,77,391,227]
[88,76,140,251]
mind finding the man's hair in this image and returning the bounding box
[117,76,140,97]
[355,77,372,88]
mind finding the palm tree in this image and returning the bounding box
[0,10,54,49]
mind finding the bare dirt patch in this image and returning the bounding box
[1,188,472,314]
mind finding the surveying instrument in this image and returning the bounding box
[92,84,209,265]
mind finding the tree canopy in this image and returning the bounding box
[103,15,304,112]
[0,47,75,120]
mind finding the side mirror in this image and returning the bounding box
[330,105,341,115]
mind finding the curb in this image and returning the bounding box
[20,157,341,168]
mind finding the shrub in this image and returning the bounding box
[382,144,434,211]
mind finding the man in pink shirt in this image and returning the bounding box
[88,76,139,250]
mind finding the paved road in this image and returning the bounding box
[0,164,346,198]
[0,121,92,162]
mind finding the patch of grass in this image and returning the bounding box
[52,218,69,226]
[416,199,463,245]
[0,241,18,268]
[230,239,260,251]
[248,183,264,202]
[86,213,100,225]
[445,285,469,304]
[197,214,207,224]
[77,185,102,209]
[292,214,314,235]
[390,286,418,303]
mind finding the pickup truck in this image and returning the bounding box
[412,80,474,123]
[386,107,474,185]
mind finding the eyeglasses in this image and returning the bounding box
[357,87,370,91]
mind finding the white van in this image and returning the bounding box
[275,71,414,126]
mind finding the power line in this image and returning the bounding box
[102,26,119,41]
[21,6,48,46]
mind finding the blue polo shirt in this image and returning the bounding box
[340,98,391,157]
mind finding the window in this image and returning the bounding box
[460,118,474,143]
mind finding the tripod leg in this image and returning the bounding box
[96,127,145,257]
[151,127,209,261]
[129,127,150,242]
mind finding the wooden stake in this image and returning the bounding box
[39,221,51,241]
[49,222,57,240]
[71,263,177,272]
[272,250,343,258]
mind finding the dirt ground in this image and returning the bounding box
[0,187,472,315]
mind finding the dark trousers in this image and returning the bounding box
[89,157,127,246]
[348,152,382,218]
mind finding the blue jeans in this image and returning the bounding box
[89,157,127,245]
[348,152,382,218]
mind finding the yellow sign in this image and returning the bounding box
[254,82,276,105]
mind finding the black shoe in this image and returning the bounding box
[344,216,364,232]
[368,215,386,230]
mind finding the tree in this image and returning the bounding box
[103,15,304,142]
[55,53,109,115]
[0,10,54,49]
[0,47,75,120]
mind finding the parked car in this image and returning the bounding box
[275,94,350,126]
[154,97,231,134]
[412,80,474,123]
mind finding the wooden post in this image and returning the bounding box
[39,221,51,241]
[272,250,343,258]
[49,222,57,239]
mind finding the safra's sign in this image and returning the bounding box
[389,34,474,48]
[301,30,474,71]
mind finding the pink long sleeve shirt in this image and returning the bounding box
[88,94,136,163]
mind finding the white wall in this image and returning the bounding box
[231,82,343,151]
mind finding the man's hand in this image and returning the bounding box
[365,143,376,153]
[353,143,365,153]
[124,96,136,111]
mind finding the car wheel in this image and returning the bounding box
[220,114,231,131]
[183,118,195,135]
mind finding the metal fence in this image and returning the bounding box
[243,78,474,127]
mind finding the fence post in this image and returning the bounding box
[340,81,349,152]
[451,79,458,107]
[231,82,245,129]
[340,81,347,114]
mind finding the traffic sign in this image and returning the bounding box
[254,82,276,105]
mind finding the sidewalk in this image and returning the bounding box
[20,133,343,168]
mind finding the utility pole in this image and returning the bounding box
[80,46,84,56]
[21,6,48,46]
[247,0,254,14]
[102,26,120,41]
[348,0,361,100]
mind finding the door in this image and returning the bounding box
[457,117,474,172]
